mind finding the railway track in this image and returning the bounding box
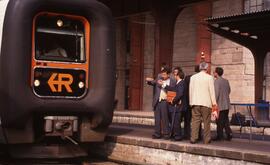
[0,157,125,165]
[0,149,135,164]
[0,142,129,164]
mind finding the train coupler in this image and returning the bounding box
[44,116,78,137]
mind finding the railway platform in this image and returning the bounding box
[88,110,270,165]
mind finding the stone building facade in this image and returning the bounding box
[211,0,255,103]
[113,0,270,111]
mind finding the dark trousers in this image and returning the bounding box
[154,101,170,136]
[169,109,182,139]
[182,108,191,139]
[216,109,232,139]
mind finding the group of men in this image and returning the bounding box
[146,62,232,144]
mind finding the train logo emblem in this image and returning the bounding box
[48,73,73,93]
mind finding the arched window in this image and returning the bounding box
[265,0,270,8]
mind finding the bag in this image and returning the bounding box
[231,112,245,125]
[167,91,176,103]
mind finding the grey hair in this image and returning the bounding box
[199,62,208,71]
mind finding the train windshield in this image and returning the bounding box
[35,15,86,63]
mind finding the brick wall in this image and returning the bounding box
[264,53,270,101]
[142,14,155,111]
[212,0,243,17]
[211,0,255,103]
[173,7,197,75]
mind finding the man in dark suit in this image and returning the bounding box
[146,67,176,139]
[161,67,187,141]
[182,65,200,140]
[213,67,232,141]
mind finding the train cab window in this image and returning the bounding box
[35,15,86,63]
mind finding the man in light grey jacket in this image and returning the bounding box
[213,67,232,141]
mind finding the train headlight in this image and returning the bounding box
[78,82,85,89]
[34,79,40,87]
[57,19,63,27]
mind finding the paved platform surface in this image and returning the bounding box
[105,123,270,164]
[113,110,270,139]
[114,110,153,118]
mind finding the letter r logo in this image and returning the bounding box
[48,73,73,93]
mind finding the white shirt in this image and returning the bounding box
[159,78,170,101]
[189,71,217,108]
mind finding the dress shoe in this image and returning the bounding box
[152,134,161,139]
[173,138,182,141]
[171,136,182,141]
[197,136,203,142]
[226,133,233,141]
[182,136,190,140]
[212,137,222,141]
[190,140,198,144]
[204,140,211,144]
[163,135,171,140]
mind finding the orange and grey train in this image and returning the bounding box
[0,0,115,148]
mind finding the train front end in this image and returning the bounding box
[0,0,115,147]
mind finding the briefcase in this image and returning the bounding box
[167,91,176,103]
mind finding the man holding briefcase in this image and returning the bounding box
[160,67,187,141]
[146,66,176,139]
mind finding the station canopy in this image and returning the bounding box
[206,9,270,51]
[206,9,270,105]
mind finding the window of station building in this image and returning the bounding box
[264,0,270,8]
[244,0,270,12]
[35,15,86,63]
